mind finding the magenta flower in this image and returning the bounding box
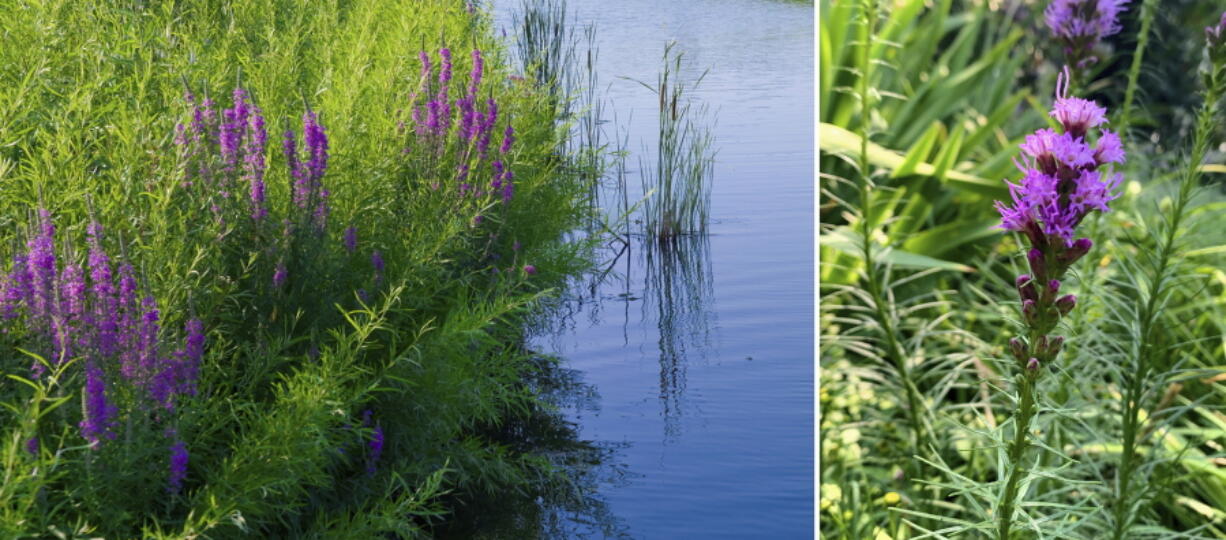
[995,68,1122,247]
[168,439,189,494]
[1045,0,1130,67]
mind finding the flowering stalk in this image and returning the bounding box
[992,66,1123,539]
[1109,20,1226,539]
[1044,0,1130,70]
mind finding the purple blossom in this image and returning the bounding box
[500,123,515,154]
[995,67,1122,245]
[344,226,358,254]
[523,265,537,275]
[1209,11,1226,60]
[168,439,189,494]
[273,262,287,288]
[1045,0,1130,66]
[367,423,384,475]
[24,437,38,456]
[80,362,117,448]
[469,49,484,98]
[371,251,384,285]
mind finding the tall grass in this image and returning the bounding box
[638,42,714,240]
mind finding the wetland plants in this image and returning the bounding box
[639,42,715,242]
[0,1,603,536]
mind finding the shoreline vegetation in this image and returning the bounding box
[0,0,608,536]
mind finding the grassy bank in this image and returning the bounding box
[0,0,595,536]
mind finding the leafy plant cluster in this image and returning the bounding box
[820,0,1226,538]
[0,0,600,537]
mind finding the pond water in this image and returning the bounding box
[490,1,814,537]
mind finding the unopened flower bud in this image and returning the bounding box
[1026,357,1040,371]
[1061,237,1092,265]
[1009,337,1027,362]
[1027,248,1047,280]
[1055,294,1076,316]
[1047,336,1064,357]
[1016,274,1037,303]
[1048,279,1060,296]
[1022,299,1038,325]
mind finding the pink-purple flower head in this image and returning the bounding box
[1045,0,1130,66]
[996,67,1123,246]
[1209,11,1226,60]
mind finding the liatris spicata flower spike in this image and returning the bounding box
[1045,0,1130,68]
[996,68,1122,249]
[993,66,1123,540]
[1209,11,1226,63]
[168,439,189,494]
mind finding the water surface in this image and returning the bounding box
[492,1,814,536]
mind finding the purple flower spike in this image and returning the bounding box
[273,262,288,289]
[80,362,118,448]
[168,439,189,494]
[24,437,38,456]
[996,68,1122,246]
[1045,0,1130,67]
[367,423,384,475]
[344,226,358,254]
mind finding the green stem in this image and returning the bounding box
[1110,61,1223,540]
[853,0,927,459]
[997,372,1037,540]
[1117,0,1158,135]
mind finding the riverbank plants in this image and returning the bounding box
[0,0,601,536]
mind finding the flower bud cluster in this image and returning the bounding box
[997,67,1122,375]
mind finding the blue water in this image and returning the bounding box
[493,1,814,537]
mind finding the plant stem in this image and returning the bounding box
[997,371,1037,540]
[1117,0,1158,135]
[854,0,928,482]
[1110,58,1224,540]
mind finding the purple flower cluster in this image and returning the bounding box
[285,110,331,231]
[1045,0,1130,67]
[361,410,384,475]
[1209,11,1226,62]
[407,47,517,204]
[0,212,205,448]
[176,88,269,222]
[996,69,1123,246]
[167,436,189,494]
[996,68,1122,372]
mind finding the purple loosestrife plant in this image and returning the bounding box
[285,110,331,232]
[992,67,1123,540]
[2,213,205,448]
[404,47,517,206]
[167,438,189,494]
[177,88,270,224]
[1045,0,1130,69]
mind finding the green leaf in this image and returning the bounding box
[820,122,1005,197]
[903,218,1001,257]
[821,228,975,273]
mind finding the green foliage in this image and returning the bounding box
[821,1,1226,538]
[0,0,598,536]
